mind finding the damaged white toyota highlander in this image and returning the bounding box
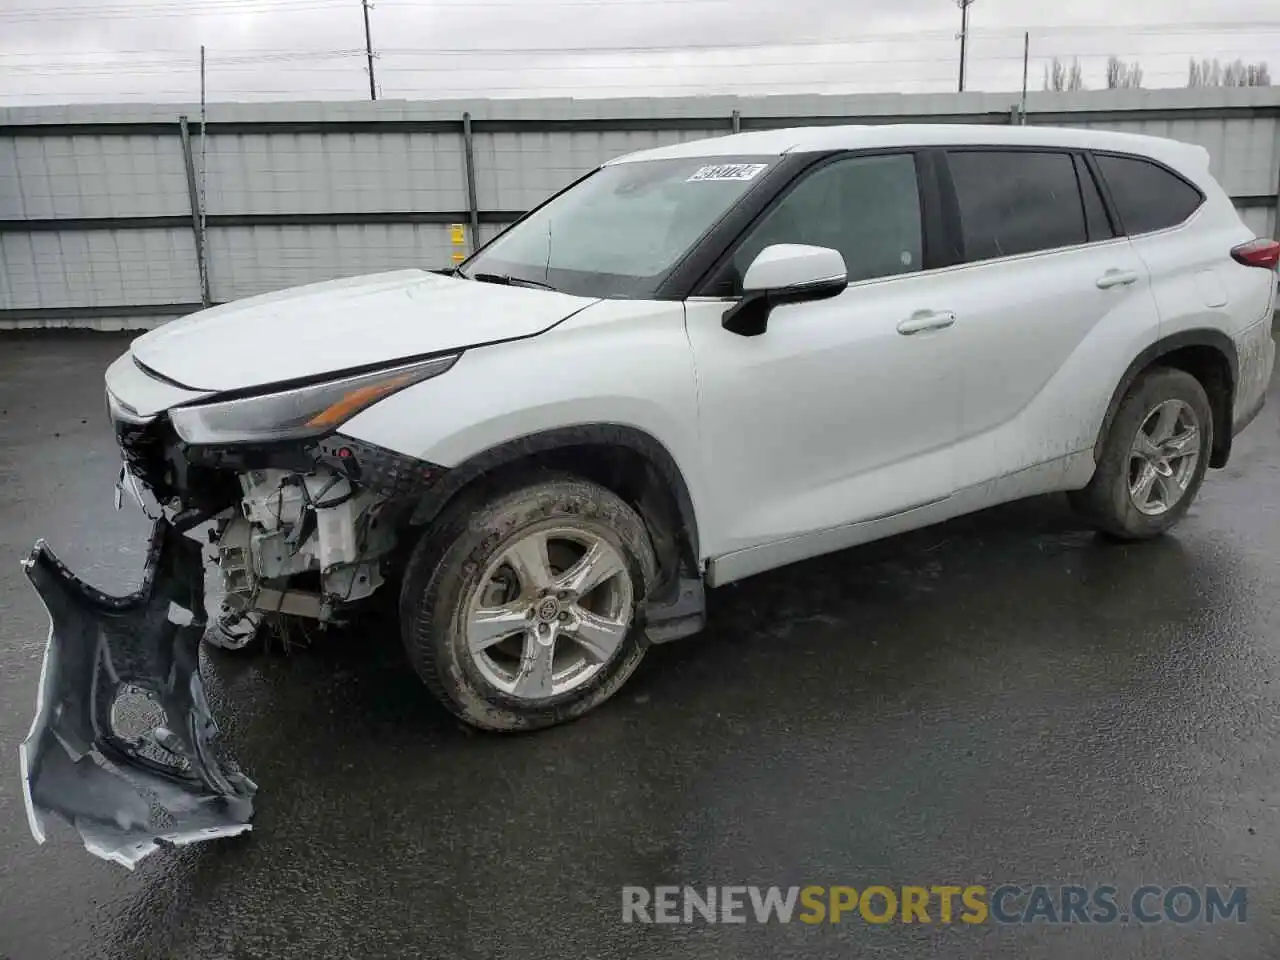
[22,124,1277,867]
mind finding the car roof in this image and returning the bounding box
[606,123,1209,173]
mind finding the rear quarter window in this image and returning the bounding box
[1094,154,1204,235]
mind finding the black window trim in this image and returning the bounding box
[685,147,938,298]
[1071,152,1119,242]
[1087,149,1207,238]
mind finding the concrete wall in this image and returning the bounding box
[1,87,1278,329]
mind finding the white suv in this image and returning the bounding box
[22,124,1278,865]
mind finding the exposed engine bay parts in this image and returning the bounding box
[19,425,440,867]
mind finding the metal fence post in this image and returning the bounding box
[462,111,481,255]
[178,116,212,308]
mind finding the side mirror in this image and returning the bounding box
[722,244,848,337]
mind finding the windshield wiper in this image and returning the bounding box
[470,272,558,291]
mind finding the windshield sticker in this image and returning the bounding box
[687,163,769,182]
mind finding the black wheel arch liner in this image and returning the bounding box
[408,423,702,572]
[1094,328,1238,469]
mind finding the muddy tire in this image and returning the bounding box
[1070,366,1213,540]
[399,473,657,732]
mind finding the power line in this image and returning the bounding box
[0,0,353,22]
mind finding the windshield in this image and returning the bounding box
[461,156,779,298]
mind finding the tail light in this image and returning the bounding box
[1231,238,1280,270]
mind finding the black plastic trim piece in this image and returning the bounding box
[408,423,701,568]
[914,150,951,271]
[1080,151,1122,239]
[721,278,846,336]
[316,434,447,498]
[1072,151,1119,241]
[641,576,706,645]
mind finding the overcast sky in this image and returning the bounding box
[0,0,1277,105]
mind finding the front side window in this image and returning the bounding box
[462,157,778,298]
[725,153,924,291]
[1094,153,1204,235]
[947,150,1087,262]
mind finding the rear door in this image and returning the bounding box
[931,148,1161,490]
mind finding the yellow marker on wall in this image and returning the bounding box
[448,223,469,265]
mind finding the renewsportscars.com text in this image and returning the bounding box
[621,884,1248,925]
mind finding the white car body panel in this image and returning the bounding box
[341,297,711,523]
[919,237,1161,490]
[683,276,961,559]
[130,269,596,392]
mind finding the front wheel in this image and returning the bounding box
[1070,366,1213,540]
[399,474,657,732]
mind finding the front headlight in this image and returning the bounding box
[168,354,459,444]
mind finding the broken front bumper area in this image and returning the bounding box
[20,518,256,869]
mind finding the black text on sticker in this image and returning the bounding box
[687,163,769,182]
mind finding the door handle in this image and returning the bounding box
[897,311,956,335]
[1096,269,1139,289]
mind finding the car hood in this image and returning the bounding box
[130,269,597,393]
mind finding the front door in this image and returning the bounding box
[685,152,963,565]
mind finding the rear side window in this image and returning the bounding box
[947,151,1087,262]
[1094,153,1204,235]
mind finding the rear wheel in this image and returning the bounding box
[399,474,657,732]
[1070,366,1213,540]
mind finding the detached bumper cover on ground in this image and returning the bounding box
[19,518,256,869]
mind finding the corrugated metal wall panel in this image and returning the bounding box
[1239,207,1275,240]
[203,131,467,215]
[206,223,455,301]
[0,133,188,219]
[0,228,197,309]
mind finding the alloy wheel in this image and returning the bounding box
[464,525,634,701]
[1127,399,1201,517]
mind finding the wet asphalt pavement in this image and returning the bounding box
[2,331,1279,960]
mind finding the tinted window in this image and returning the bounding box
[1095,153,1203,235]
[1074,155,1115,241]
[730,153,922,288]
[948,151,1087,262]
